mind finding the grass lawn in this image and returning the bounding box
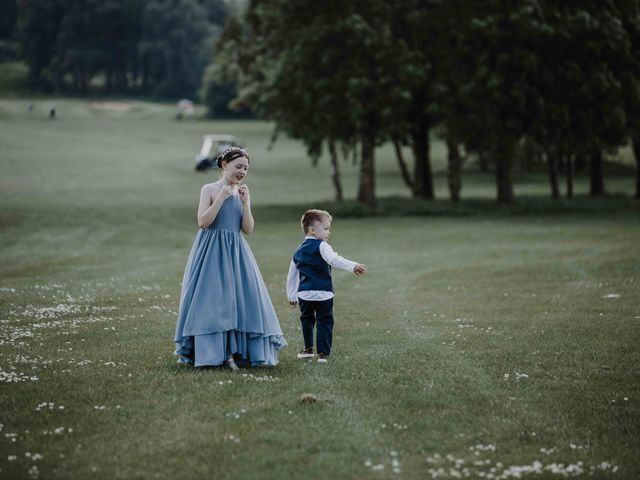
[0,96,639,479]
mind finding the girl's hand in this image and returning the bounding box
[238,184,250,204]
[353,264,367,276]
[216,185,235,202]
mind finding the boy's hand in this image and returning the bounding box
[289,300,298,306]
[353,264,367,276]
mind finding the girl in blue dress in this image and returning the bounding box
[174,147,287,369]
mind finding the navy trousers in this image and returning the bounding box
[298,298,334,355]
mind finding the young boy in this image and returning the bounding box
[286,209,366,363]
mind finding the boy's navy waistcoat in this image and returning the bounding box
[293,238,333,292]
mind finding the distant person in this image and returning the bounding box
[49,106,56,119]
[286,209,366,363]
[174,147,287,369]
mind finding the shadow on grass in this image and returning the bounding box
[1,193,638,232]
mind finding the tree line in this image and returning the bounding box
[212,0,640,206]
[5,0,228,99]
[5,0,640,204]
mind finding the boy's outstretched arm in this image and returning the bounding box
[319,242,365,276]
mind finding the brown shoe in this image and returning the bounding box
[297,347,314,359]
[317,353,328,363]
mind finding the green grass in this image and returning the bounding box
[0,96,639,479]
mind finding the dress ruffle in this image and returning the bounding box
[175,330,287,367]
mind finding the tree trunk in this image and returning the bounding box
[574,154,587,173]
[52,68,63,93]
[29,63,43,90]
[392,137,414,191]
[106,69,113,93]
[132,62,140,90]
[546,151,560,199]
[80,69,88,94]
[411,115,434,199]
[328,140,343,202]
[589,150,605,196]
[633,135,640,199]
[141,58,149,92]
[357,133,376,208]
[479,153,490,172]
[565,154,573,199]
[446,137,462,202]
[122,72,129,92]
[495,140,515,204]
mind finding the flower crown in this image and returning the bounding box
[216,147,249,167]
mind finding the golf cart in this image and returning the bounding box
[194,134,243,171]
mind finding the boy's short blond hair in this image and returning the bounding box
[300,209,332,233]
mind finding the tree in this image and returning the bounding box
[617,0,640,199]
[440,1,547,204]
[532,1,629,198]
[197,0,228,26]
[0,0,19,61]
[445,135,463,202]
[139,0,214,98]
[443,1,630,203]
[633,136,640,198]
[96,0,141,93]
[17,0,65,90]
[386,0,449,200]
[200,63,252,118]
[52,0,133,93]
[0,0,17,39]
[216,0,403,207]
[211,0,638,206]
[17,0,227,96]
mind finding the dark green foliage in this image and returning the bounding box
[210,0,640,206]
[212,0,410,206]
[17,0,65,89]
[199,63,252,118]
[15,0,228,97]
[532,1,629,197]
[139,0,214,97]
[0,0,19,61]
[615,0,640,197]
[51,0,133,93]
[417,1,638,203]
[197,0,228,26]
[0,0,17,40]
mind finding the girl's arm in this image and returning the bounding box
[197,184,230,228]
[239,185,254,234]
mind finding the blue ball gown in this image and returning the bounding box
[174,194,287,367]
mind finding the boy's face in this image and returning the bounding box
[309,218,331,241]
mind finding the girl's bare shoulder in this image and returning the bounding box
[201,181,222,196]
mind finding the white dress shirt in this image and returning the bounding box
[286,237,357,302]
